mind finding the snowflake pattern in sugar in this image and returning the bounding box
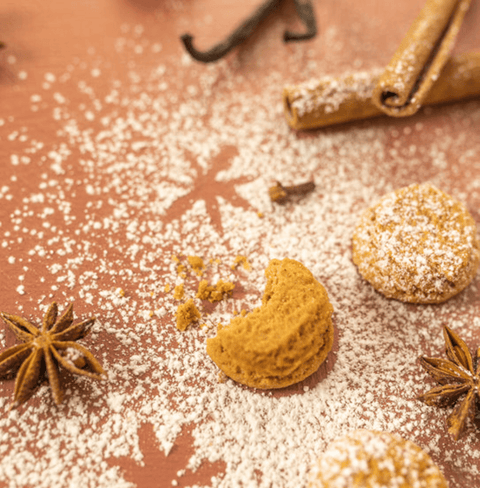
[0,28,480,488]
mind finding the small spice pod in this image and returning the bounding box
[418,326,480,440]
[269,180,315,204]
[0,302,105,407]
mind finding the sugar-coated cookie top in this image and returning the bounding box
[353,183,480,303]
[308,430,448,488]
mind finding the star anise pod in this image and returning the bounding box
[418,325,479,440]
[0,302,105,407]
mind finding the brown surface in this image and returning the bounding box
[1,1,480,488]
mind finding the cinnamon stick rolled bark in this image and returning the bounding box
[284,52,480,130]
[372,0,471,117]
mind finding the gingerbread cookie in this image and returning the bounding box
[353,183,480,303]
[206,258,334,389]
[308,430,448,488]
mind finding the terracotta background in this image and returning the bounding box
[1,0,480,487]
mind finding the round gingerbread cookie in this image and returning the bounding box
[353,183,480,303]
[308,430,448,488]
[206,258,334,389]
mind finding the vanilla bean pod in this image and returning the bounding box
[284,0,317,41]
[180,0,318,63]
[181,0,281,63]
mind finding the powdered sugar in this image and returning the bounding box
[287,68,382,118]
[353,183,480,303]
[0,22,480,488]
[309,430,447,488]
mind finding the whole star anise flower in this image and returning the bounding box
[0,302,105,407]
[418,325,479,440]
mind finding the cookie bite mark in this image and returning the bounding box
[206,258,334,389]
[353,183,480,303]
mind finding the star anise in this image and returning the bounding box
[418,325,479,440]
[0,302,105,407]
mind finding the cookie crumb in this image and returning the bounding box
[176,299,201,331]
[196,279,234,302]
[231,255,251,271]
[173,283,184,300]
[187,255,205,276]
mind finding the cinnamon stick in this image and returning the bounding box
[283,52,480,130]
[372,0,471,117]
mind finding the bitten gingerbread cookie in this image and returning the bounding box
[353,183,480,303]
[308,430,448,488]
[207,258,334,389]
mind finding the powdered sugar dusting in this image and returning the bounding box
[287,68,382,118]
[0,23,480,488]
[309,430,448,488]
[353,183,480,303]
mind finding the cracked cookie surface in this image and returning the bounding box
[353,183,480,303]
